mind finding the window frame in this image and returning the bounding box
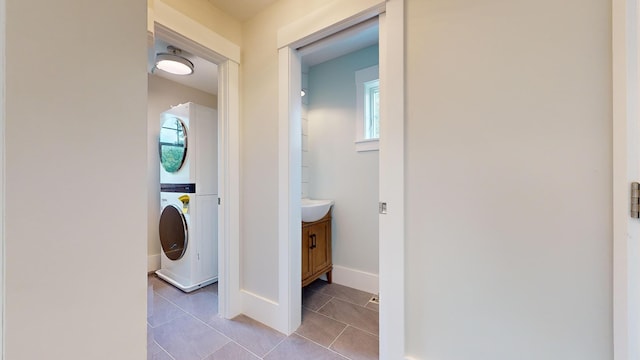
[355,65,380,152]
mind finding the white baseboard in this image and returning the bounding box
[332,265,379,294]
[241,290,287,334]
[147,254,161,273]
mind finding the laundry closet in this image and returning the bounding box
[146,39,220,290]
[156,102,218,292]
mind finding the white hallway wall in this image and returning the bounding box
[405,0,612,359]
[241,0,331,301]
[147,74,217,272]
[4,0,148,358]
[308,45,380,284]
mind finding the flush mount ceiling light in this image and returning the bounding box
[155,46,194,75]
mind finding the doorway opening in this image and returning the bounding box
[149,33,220,293]
[299,16,380,296]
[146,13,242,356]
[277,1,405,358]
[296,20,382,355]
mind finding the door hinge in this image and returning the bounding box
[218,197,221,205]
[379,202,387,214]
[632,182,640,218]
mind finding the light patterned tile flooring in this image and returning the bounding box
[148,275,379,360]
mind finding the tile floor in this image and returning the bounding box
[148,275,379,360]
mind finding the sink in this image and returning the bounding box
[301,198,334,222]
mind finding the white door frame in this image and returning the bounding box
[150,1,242,319]
[277,0,405,358]
[613,0,640,359]
[0,0,5,356]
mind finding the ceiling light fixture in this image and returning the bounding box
[155,46,194,75]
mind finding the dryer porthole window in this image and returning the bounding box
[159,117,188,173]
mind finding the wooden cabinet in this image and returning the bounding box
[302,211,332,287]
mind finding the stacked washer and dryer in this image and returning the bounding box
[156,102,218,292]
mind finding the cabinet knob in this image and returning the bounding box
[310,234,316,249]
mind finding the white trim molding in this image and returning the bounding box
[0,0,5,356]
[332,265,379,294]
[216,59,242,319]
[241,290,282,332]
[147,254,161,273]
[613,0,640,359]
[378,2,405,358]
[277,46,303,334]
[277,0,384,50]
[150,0,240,63]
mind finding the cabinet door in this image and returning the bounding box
[302,226,313,282]
[311,221,331,274]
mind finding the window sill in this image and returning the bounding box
[355,139,379,152]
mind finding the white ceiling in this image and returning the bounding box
[148,38,218,95]
[207,0,278,22]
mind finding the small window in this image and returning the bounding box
[364,79,380,139]
[355,65,379,152]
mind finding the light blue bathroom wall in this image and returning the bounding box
[308,45,379,277]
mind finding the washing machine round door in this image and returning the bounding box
[159,205,188,260]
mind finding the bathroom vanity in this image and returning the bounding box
[302,211,333,287]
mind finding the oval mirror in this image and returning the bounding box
[159,117,187,173]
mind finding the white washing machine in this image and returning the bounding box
[156,102,218,292]
[156,188,218,292]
